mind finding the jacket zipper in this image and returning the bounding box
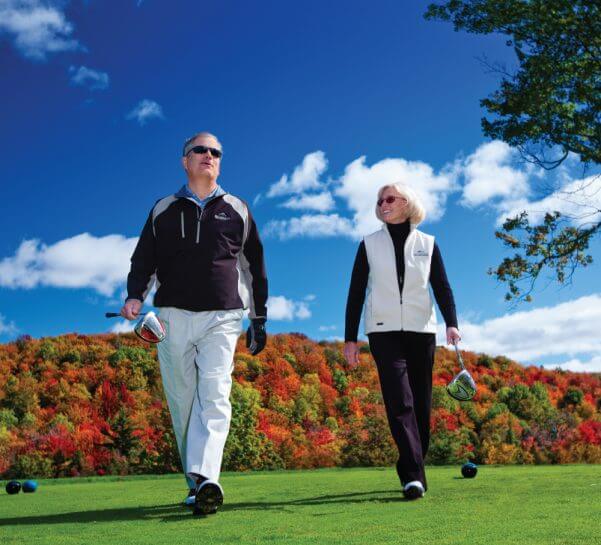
[180,211,185,239]
[182,194,224,243]
[196,207,203,243]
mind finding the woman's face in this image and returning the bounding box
[379,187,408,224]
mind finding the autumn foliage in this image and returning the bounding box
[1,333,600,478]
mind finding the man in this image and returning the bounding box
[120,132,268,515]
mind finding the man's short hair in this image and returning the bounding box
[182,132,222,156]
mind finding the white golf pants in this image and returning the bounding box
[157,307,243,486]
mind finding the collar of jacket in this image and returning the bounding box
[175,184,227,207]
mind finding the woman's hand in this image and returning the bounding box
[344,341,360,367]
[446,327,461,345]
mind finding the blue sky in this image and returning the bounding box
[1,1,600,371]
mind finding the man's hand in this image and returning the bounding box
[344,341,360,368]
[446,327,461,345]
[120,299,142,320]
[246,318,267,355]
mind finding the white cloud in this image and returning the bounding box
[319,325,337,332]
[0,233,138,296]
[264,150,458,240]
[267,295,312,321]
[0,0,82,60]
[126,99,164,126]
[281,192,335,212]
[304,294,316,301]
[0,314,17,336]
[110,320,135,334]
[336,155,459,238]
[262,141,598,243]
[499,174,601,228]
[456,140,601,228]
[263,214,353,240]
[460,140,532,208]
[450,294,601,371]
[69,65,109,91]
[546,356,601,373]
[267,151,328,197]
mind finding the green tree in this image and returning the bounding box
[223,382,280,470]
[560,386,584,408]
[426,1,601,302]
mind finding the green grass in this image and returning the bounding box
[1,465,599,545]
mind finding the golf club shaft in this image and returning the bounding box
[454,343,466,370]
[105,312,147,318]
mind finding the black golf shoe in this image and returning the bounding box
[194,480,223,516]
[403,480,425,500]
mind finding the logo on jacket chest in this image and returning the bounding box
[413,249,429,257]
[214,212,230,221]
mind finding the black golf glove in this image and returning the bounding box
[246,318,267,356]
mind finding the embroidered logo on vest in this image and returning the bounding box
[214,212,230,221]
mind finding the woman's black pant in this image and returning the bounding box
[368,331,436,490]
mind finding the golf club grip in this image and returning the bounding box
[105,312,121,318]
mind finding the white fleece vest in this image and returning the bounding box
[363,225,437,335]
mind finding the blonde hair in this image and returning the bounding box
[375,183,426,225]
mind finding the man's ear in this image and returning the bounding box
[181,155,189,173]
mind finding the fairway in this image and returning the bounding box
[1,466,599,545]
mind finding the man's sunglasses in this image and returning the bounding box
[377,195,405,206]
[188,145,223,159]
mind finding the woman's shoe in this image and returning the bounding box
[403,480,425,500]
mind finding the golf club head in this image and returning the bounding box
[134,311,166,343]
[447,369,477,401]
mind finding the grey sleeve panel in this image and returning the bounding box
[142,273,156,302]
[223,194,255,314]
[238,251,256,317]
[223,194,250,245]
[152,195,178,236]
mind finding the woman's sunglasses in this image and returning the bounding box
[377,195,405,207]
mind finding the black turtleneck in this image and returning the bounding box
[344,221,458,342]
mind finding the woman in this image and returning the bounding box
[344,183,460,500]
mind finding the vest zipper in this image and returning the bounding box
[180,211,185,239]
[399,230,414,331]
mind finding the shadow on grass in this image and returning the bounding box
[0,489,411,525]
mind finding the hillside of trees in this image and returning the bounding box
[0,332,599,479]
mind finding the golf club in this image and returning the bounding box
[446,343,477,401]
[105,311,166,343]
[105,312,148,318]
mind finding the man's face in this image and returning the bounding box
[182,135,222,180]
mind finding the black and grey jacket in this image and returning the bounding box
[127,186,268,319]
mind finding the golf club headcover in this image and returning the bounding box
[246,318,267,355]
